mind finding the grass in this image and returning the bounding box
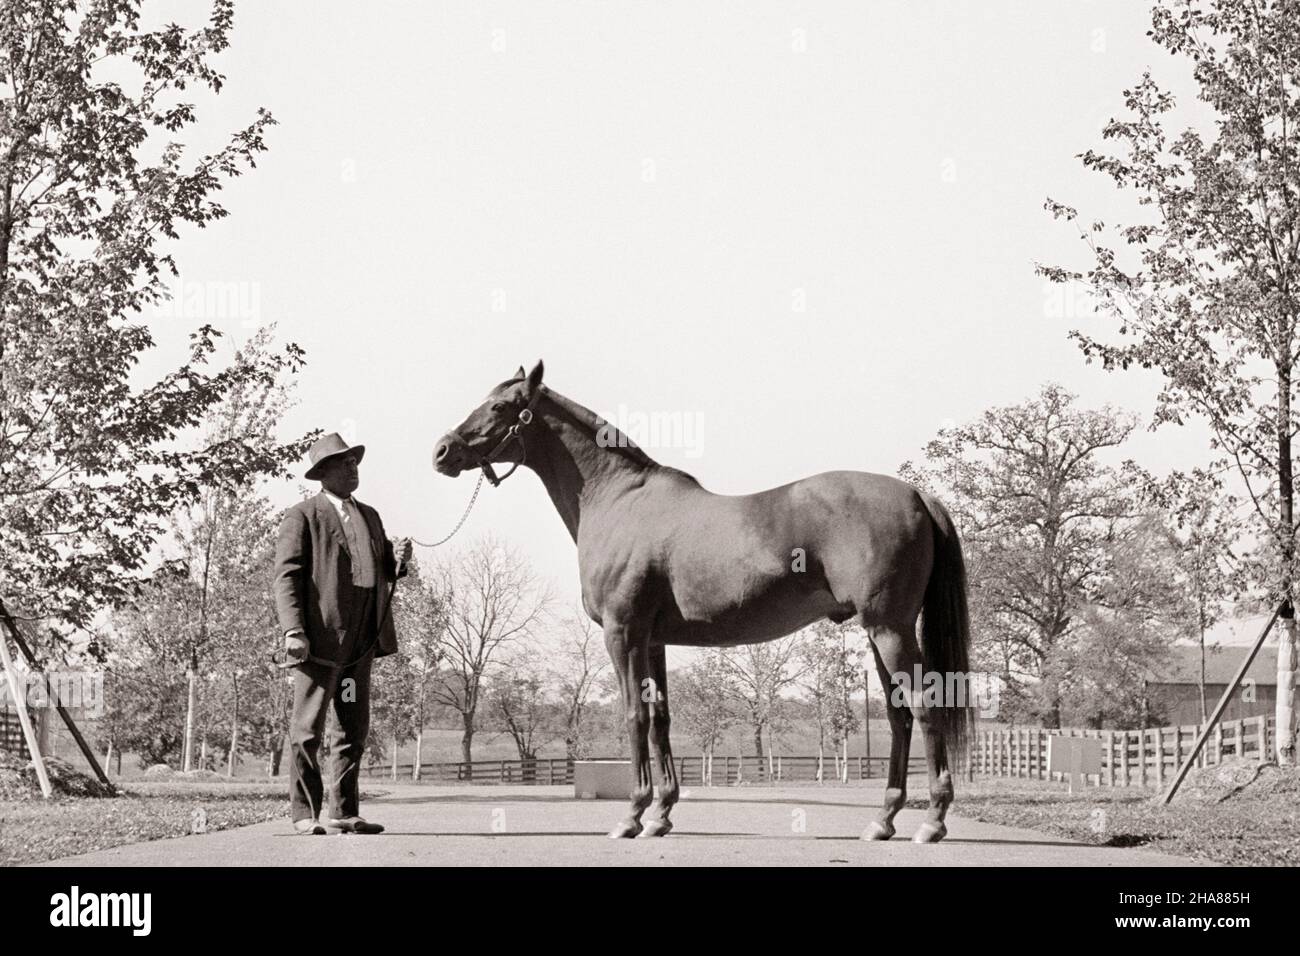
[0,779,298,867]
[939,764,1300,866]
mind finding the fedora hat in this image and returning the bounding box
[304,433,366,480]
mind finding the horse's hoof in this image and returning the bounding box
[640,818,673,838]
[912,821,947,844]
[608,819,644,839]
[862,820,896,841]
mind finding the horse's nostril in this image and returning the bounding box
[435,443,449,462]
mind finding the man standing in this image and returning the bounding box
[273,433,413,835]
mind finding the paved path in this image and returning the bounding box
[38,782,1206,867]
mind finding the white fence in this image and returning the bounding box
[973,716,1275,788]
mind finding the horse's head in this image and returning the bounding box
[434,360,545,478]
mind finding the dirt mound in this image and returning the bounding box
[1177,758,1300,803]
[0,752,116,800]
[142,763,175,779]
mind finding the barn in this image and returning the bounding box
[1142,643,1277,726]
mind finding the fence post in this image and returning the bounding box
[1120,731,1130,787]
[1154,726,1165,788]
[1255,715,1267,763]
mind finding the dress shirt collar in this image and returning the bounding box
[322,490,356,518]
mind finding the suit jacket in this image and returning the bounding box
[273,493,406,662]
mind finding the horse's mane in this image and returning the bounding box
[491,377,700,483]
[540,386,662,471]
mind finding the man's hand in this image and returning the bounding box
[285,631,309,663]
[395,536,413,564]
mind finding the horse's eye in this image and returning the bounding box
[491,402,507,414]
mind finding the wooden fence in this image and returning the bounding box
[362,753,927,785]
[0,706,28,758]
[973,716,1275,788]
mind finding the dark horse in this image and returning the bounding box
[434,362,973,842]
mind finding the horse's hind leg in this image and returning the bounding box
[867,623,954,843]
[862,630,913,841]
[642,644,680,837]
[604,620,654,838]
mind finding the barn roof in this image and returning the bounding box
[1145,644,1278,687]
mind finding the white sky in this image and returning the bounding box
[132,1,1223,641]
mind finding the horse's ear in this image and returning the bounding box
[513,365,526,381]
[525,360,545,394]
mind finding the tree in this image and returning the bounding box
[797,621,862,782]
[1154,467,1246,722]
[550,608,608,760]
[721,637,802,776]
[1058,514,1188,728]
[390,558,446,780]
[368,652,418,781]
[102,561,195,766]
[162,327,303,772]
[0,0,310,636]
[902,385,1146,727]
[431,535,550,775]
[488,665,556,764]
[1037,0,1300,760]
[672,649,738,785]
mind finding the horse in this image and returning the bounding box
[433,361,974,842]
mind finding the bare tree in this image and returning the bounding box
[489,664,556,763]
[550,609,609,760]
[797,621,862,783]
[722,637,803,778]
[431,535,551,776]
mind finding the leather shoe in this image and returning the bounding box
[328,816,384,834]
[294,818,326,835]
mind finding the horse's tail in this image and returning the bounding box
[917,490,975,770]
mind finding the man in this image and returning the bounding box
[273,432,413,835]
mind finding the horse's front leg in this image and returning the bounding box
[604,620,654,839]
[641,644,679,837]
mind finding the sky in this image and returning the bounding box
[130,1,1229,646]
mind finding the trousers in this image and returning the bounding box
[288,585,376,822]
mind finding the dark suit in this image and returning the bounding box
[273,493,405,822]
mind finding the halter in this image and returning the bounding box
[454,387,545,487]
